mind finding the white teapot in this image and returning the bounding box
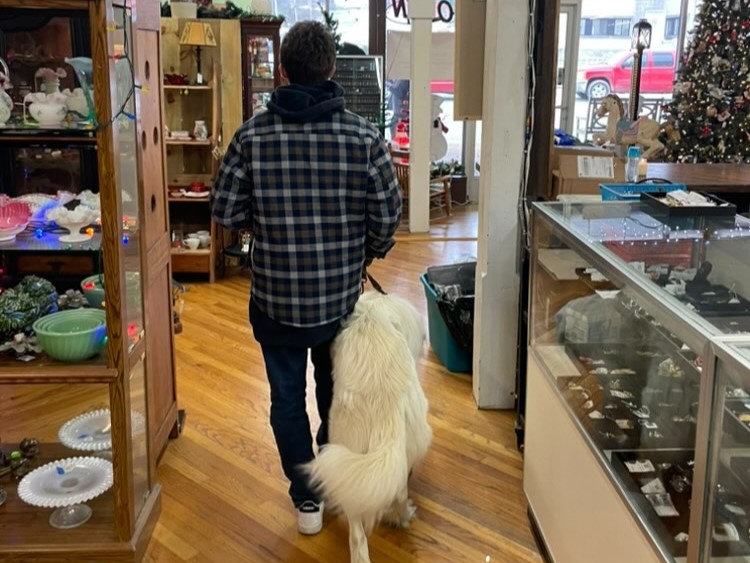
[24,92,68,127]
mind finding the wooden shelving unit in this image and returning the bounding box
[0,1,178,561]
[161,17,244,282]
[162,72,218,282]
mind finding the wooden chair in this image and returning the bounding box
[393,161,452,220]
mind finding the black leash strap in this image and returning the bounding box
[361,269,387,295]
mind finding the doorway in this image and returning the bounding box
[554,0,581,133]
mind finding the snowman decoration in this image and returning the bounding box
[430,94,449,162]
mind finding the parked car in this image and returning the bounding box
[576,50,677,99]
[430,80,454,94]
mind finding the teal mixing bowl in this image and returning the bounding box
[33,309,107,362]
[81,273,141,309]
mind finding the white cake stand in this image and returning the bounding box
[58,409,146,463]
[17,456,113,529]
[57,221,92,243]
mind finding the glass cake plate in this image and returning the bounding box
[58,408,146,451]
[17,456,113,529]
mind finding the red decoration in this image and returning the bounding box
[732,30,738,41]
[709,34,719,44]
[83,282,96,290]
[743,19,750,30]
[700,125,712,137]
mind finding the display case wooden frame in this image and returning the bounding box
[240,18,281,121]
[0,0,176,560]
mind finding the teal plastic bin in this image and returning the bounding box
[420,273,472,373]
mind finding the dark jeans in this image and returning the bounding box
[250,298,341,507]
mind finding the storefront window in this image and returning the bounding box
[384,1,464,164]
[270,0,369,52]
[569,0,701,141]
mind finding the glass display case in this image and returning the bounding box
[333,55,384,126]
[691,339,750,562]
[240,18,282,120]
[0,1,174,561]
[525,200,750,563]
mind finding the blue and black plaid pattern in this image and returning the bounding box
[212,109,402,327]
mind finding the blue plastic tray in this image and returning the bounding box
[600,183,685,201]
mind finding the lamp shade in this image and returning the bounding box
[180,22,217,47]
[631,19,652,50]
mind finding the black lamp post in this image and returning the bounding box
[629,18,652,121]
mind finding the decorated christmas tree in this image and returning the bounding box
[664,0,750,163]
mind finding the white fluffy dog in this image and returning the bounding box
[302,291,432,563]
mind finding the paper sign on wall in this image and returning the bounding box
[577,156,615,179]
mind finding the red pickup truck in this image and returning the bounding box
[576,50,677,99]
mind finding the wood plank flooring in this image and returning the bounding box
[146,206,540,562]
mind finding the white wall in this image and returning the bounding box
[472,0,529,409]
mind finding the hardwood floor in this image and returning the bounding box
[149,206,540,562]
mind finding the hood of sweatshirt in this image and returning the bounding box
[266,81,346,122]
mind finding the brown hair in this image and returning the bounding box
[280,21,336,85]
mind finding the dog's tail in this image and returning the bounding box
[303,441,408,527]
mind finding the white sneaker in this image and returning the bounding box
[297,500,324,535]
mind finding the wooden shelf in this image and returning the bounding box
[0,443,117,548]
[162,84,213,90]
[171,248,210,256]
[0,232,102,253]
[164,139,212,146]
[168,196,210,203]
[0,354,116,385]
[0,128,97,145]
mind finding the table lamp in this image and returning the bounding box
[179,22,217,85]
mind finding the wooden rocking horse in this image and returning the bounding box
[594,94,664,159]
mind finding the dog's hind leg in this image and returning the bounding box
[348,517,371,563]
[383,487,417,528]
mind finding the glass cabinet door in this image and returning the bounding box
[109,4,149,519]
[693,339,750,562]
[241,20,281,120]
[245,34,275,116]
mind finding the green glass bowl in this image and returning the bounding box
[80,273,141,309]
[32,309,107,362]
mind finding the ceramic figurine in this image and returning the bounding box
[0,333,42,356]
[19,438,39,459]
[593,94,664,159]
[62,88,90,121]
[9,451,30,480]
[58,289,88,310]
[0,72,12,128]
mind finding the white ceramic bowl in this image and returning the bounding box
[184,238,200,251]
[198,234,211,248]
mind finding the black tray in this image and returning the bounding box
[641,191,737,217]
[641,191,738,229]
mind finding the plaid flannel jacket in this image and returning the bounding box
[212,109,402,327]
